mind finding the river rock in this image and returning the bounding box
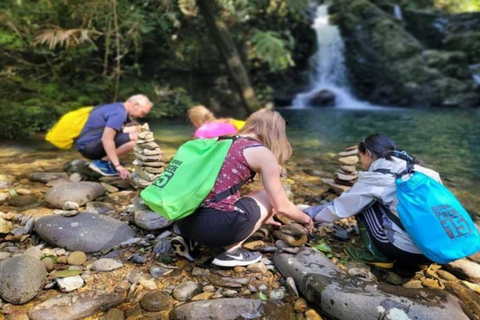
[91,258,123,272]
[338,156,359,166]
[133,197,172,230]
[28,172,68,183]
[0,255,47,304]
[246,262,268,274]
[45,182,105,208]
[280,223,309,236]
[274,248,468,320]
[57,275,84,292]
[0,217,13,234]
[308,89,336,107]
[173,281,203,301]
[140,291,171,312]
[9,194,39,207]
[35,212,136,252]
[170,298,293,320]
[106,308,124,320]
[67,251,87,265]
[85,202,115,215]
[0,252,11,260]
[28,290,125,320]
[447,259,480,283]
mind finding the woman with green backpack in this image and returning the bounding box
[173,109,314,267]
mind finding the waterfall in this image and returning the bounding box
[469,64,480,86]
[393,5,403,20]
[292,5,370,109]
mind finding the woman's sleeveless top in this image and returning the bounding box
[203,137,263,212]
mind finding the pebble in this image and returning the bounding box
[173,281,203,301]
[203,285,215,292]
[305,309,323,320]
[57,256,68,264]
[192,292,214,301]
[269,289,285,300]
[63,201,79,211]
[140,278,157,291]
[248,284,257,293]
[234,266,246,273]
[243,240,266,251]
[62,210,78,217]
[131,254,146,264]
[222,289,238,298]
[294,298,308,313]
[258,284,267,292]
[43,257,54,271]
[385,272,402,286]
[55,248,66,256]
[101,182,119,193]
[0,193,9,202]
[115,280,131,293]
[106,308,125,320]
[69,173,83,182]
[247,262,268,274]
[140,291,170,312]
[287,277,299,297]
[67,251,87,265]
[338,155,359,166]
[91,258,123,272]
[437,270,458,281]
[150,266,173,278]
[57,275,84,292]
[403,280,423,289]
[16,188,31,195]
[24,246,42,259]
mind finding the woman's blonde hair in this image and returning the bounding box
[237,109,292,164]
[188,105,216,128]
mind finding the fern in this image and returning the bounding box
[250,29,294,71]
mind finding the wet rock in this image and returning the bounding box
[308,89,336,107]
[85,202,115,215]
[0,217,13,234]
[294,298,308,313]
[0,255,47,304]
[140,290,170,312]
[106,308,124,320]
[269,289,285,300]
[274,248,468,320]
[67,251,87,265]
[133,197,172,231]
[35,212,136,252]
[57,275,84,292]
[8,194,39,207]
[171,298,293,320]
[45,182,105,208]
[447,259,480,283]
[173,281,203,301]
[91,259,123,272]
[28,290,125,320]
[28,172,68,183]
[247,262,268,274]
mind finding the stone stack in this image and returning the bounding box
[131,124,164,189]
[335,146,359,186]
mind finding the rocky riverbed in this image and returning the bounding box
[0,144,480,320]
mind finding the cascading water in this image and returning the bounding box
[393,5,404,20]
[292,5,371,109]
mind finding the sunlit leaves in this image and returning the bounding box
[250,29,294,71]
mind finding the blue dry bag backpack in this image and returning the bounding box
[392,160,480,264]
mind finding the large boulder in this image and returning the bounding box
[171,298,294,320]
[35,212,136,252]
[0,255,47,304]
[45,182,105,208]
[308,89,336,107]
[273,248,468,320]
[28,290,124,320]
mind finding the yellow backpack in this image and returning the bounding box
[45,106,93,149]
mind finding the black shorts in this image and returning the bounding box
[78,132,131,160]
[176,197,262,248]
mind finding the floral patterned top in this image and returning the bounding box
[203,137,263,212]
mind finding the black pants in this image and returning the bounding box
[358,202,431,266]
[176,197,261,248]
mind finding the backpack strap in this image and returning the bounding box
[206,174,255,205]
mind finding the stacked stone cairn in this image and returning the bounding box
[131,124,164,189]
[335,146,359,186]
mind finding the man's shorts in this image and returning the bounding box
[176,197,262,248]
[78,132,131,160]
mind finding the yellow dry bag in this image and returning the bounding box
[45,106,93,149]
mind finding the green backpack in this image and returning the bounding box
[140,136,252,221]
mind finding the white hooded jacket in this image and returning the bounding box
[316,156,442,253]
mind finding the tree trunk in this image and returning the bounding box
[196,0,260,114]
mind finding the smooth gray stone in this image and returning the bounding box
[35,212,136,253]
[133,197,172,230]
[0,255,47,304]
[273,248,468,320]
[28,290,124,320]
[171,298,293,320]
[45,182,105,208]
[28,172,68,183]
[172,281,202,301]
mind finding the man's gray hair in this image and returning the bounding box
[126,94,152,107]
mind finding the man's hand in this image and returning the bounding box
[304,216,314,234]
[116,165,130,180]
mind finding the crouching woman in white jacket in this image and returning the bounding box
[307,134,441,265]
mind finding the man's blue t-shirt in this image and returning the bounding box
[76,102,129,150]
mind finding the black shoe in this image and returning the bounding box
[171,236,200,262]
[212,248,262,267]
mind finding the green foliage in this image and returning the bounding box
[250,30,295,71]
[435,0,480,12]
